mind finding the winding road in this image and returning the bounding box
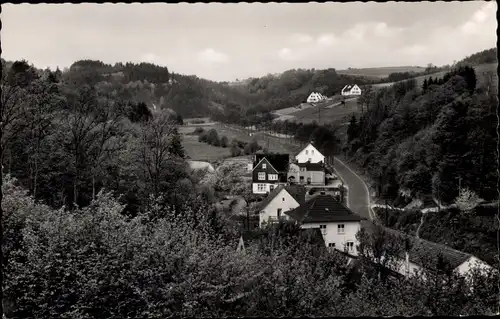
[333,156,374,221]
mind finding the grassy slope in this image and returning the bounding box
[372,62,498,90]
[337,66,426,79]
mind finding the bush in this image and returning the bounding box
[220,136,229,148]
[194,127,205,134]
[230,145,242,157]
[199,132,208,142]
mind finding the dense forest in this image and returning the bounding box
[343,64,497,205]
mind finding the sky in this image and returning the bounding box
[2,2,497,82]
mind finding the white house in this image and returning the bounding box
[257,185,306,228]
[285,194,366,255]
[295,143,325,164]
[379,228,494,279]
[341,84,362,96]
[306,92,325,103]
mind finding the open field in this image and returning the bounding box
[273,98,359,126]
[182,134,231,162]
[337,66,426,79]
[372,63,498,90]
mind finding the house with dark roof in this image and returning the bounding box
[294,142,335,166]
[378,227,493,278]
[288,161,326,185]
[257,184,306,228]
[252,157,281,194]
[285,194,366,255]
[254,153,290,183]
[341,84,362,96]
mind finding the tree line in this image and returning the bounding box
[344,65,497,205]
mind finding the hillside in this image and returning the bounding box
[337,66,427,79]
[344,65,498,206]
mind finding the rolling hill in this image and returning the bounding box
[337,66,426,79]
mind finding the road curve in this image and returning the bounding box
[333,156,374,221]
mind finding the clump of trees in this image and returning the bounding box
[198,128,230,148]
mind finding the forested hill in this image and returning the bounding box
[455,47,497,67]
[344,64,498,205]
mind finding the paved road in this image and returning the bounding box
[333,156,373,221]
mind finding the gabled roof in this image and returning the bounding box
[258,184,306,211]
[255,153,290,172]
[297,142,324,158]
[297,162,325,171]
[285,195,366,223]
[382,227,475,270]
[252,157,278,173]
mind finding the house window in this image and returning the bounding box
[257,184,266,192]
[320,224,327,235]
[277,208,282,218]
[270,185,274,191]
[312,150,314,155]
[300,167,306,172]
[268,174,278,181]
[338,224,345,234]
[258,172,266,180]
[262,163,267,169]
[328,243,335,248]
[305,150,309,155]
[282,197,285,201]
[346,241,354,253]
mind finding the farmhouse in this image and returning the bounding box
[306,92,326,103]
[257,184,306,227]
[286,194,366,255]
[288,162,326,186]
[341,84,362,96]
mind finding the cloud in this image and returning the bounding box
[342,23,367,41]
[316,33,337,47]
[197,48,229,64]
[398,44,427,56]
[290,33,313,44]
[140,53,159,63]
[373,22,404,37]
[278,47,295,61]
[460,2,496,35]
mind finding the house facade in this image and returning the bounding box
[306,92,325,103]
[295,143,325,164]
[341,84,362,96]
[288,162,325,185]
[252,157,280,194]
[285,194,365,256]
[258,185,306,227]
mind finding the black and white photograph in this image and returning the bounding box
[1,1,499,317]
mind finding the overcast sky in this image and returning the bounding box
[2,2,497,82]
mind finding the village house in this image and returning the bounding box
[251,157,280,194]
[295,143,325,164]
[381,228,494,279]
[257,184,306,228]
[285,194,366,255]
[288,162,326,186]
[341,84,362,96]
[306,92,326,103]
